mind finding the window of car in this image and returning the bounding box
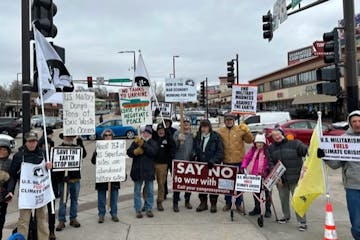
[102,120,113,127]
[288,121,309,129]
[115,120,122,126]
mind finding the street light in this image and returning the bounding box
[118,50,136,72]
[172,55,179,78]
[16,73,22,118]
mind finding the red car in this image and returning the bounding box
[264,119,345,145]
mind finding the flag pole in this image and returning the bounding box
[317,111,330,202]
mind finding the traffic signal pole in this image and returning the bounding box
[205,77,209,119]
[343,0,358,112]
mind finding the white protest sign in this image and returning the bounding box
[95,140,127,183]
[63,92,96,136]
[165,78,197,102]
[263,161,286,190]
[18,162,55,209]
[151,102,172,118]
[231,84,257,115]
[119,87,152,126]
[51,147,82,171]
[319,136,360,162]
[235,174,262,193]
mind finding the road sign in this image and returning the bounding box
[279,0,288,24]
[291,0,302,9]
[109,78,132,83]
[313,41,325,52]
[273,0,280,31]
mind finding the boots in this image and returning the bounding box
[196,199,208,212]
[49,231,56,240]
[173,202,179,212]
[249,207,261,216]
[185,200,193,209]
[157,202,164,211]
[210,199,217,213]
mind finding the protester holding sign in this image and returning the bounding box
[217,113,253,213]
[241,133,271,218]
[172,118,194,212]
[91,129,121,223]
[267,127,308,231]
[55,134,87,231]
[127,126,158,218]
[320,110,360,239]
[193,120,223,213]
[8,131,53,240]
[163,118,177,200]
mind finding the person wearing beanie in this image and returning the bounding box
[217,113,253,213]
[323,110,360,239]
[267,127,308,231]
[127,126,158,218]
[193,119,223,213]
[153,123,175,211]
[241,133,271,218]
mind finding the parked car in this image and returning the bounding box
[0,134,16,149]
[244,111,291,134]
[264,119,345,145]
[31,115,43,128]
[39,116,63,129]
[0,117,22,138]
[87,119,137,140]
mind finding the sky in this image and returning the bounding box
[0,0,359,89]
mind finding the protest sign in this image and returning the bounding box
[151,101,172,118]
[119,87,152,126]
[263,161,286,190]
[231,84,257,115]
[165,78,197,102]
[172,160,237,195]
[51,147,82,172]
[319,135,360,162]
[18,162,55,209]
[63,92,96,136]
[235,174,262,193]
[95,140,127,183]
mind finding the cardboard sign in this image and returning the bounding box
[263,161,286,190]
[51,147,82,172]
[231,84,257,115]
[95,140,127,183]
[119,87,152,126]
[172,160,237,195]
[151,102,172,118]
[18,162,55,209]
[235,174,262,193]
[63,92,96,136]
[165,78,197,102]
[319,136,360,162]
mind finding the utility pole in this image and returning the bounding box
[205,77,209,119]
[343,0,358,113]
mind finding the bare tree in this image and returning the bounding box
[8,80,21,100]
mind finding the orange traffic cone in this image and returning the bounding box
[324,202,338,240]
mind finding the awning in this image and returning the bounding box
[292,94,337,105]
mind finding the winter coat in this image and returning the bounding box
[266,139,308,184]
[91,151,121,191]
[154,135,176,165]
[194,131,223,164]
[241,146,269,177]
[173,130,194,161]
[127,138,158,182]
[326,128,360,190]
[217,125,253,164]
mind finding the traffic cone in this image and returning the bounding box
[324,202,338,240]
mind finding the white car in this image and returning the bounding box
[0,134,16,149]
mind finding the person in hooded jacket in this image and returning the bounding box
[193,119,223,213]
[163,118,177,200]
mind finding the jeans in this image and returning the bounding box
[277,182,306,223]
[97,188,119,217]
[58,181,80,222]
[346,188,360,240]
[134,181,154,212]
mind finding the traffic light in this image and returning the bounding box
[323,28,339,64]
[32,0,57,38]
[316,67,341,96]
[227,60,235,88]
[87,76,93,88]
[200,81,206,107]
[262,11,273,41]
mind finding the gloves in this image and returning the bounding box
[208,162,214,170]
[239,123,250,133]
[76,137,84,147]
[133,147,144,156]
[134,137,144,147]
[317,148,325,158]
[63,176,70,183]
[178,133,185,142]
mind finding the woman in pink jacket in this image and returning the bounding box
[241,133,272,218]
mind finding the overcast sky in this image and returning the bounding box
[0,0,359,89]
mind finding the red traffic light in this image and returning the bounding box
[87,76,93,88]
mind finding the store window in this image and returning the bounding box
[270,79,281,90]
[282,75,297,88]
[258,84,265,93]
[298,70,316,85]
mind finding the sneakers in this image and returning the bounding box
[70,219,81,228]
[98,216,104,223]
[298,223,307,231]
[249,208,261,216]
[277,217,290,224]
[136,212,143,218]
[185,201,193,209]
[55,221,65,231]
[222,204,231,212]
[49,231,56,240]
[173,203,179,212]
[111,216,119,222]
[146,211,154,218]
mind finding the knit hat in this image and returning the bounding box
[348,110,360,128]
[273,127,286,137]
[254,133,266,144]
[144,125,153,134]
[157,123,165,131]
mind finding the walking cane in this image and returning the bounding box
[107,182,111,210]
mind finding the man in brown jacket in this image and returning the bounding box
[217,113,253,213]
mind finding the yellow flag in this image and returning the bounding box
[291,119,325,217]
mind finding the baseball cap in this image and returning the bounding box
[224,113,235,120]
[24,131,38,141]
